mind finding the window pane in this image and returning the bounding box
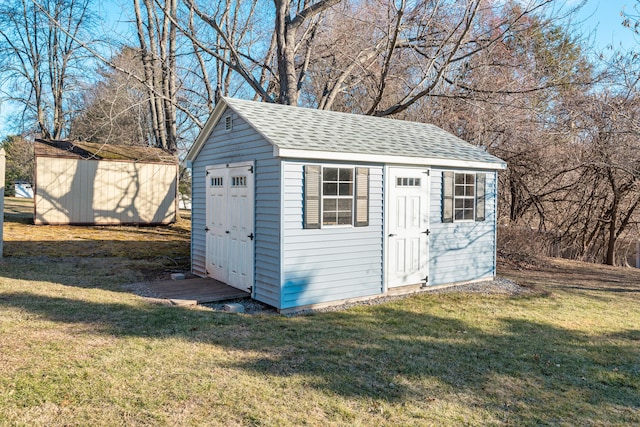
[466,174,475,184]
[323,182,338,195]
[338,198,352,210]
[465,184,475,197]
[455,174,465,184]
[464,199,474,209]
[455,199,464,209]
[324,198,336,211]
[323,168,338,181]
[339,168,353,181]
[323,216,334,225]
[339,183,353,195]
[338,212,352,225]
[323,211,336,225]
[455,186,465,196]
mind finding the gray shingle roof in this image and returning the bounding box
[223,97,505,167]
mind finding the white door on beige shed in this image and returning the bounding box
[386,167,430,288]
[205,162,254,292]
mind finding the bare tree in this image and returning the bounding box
[1,135,34,191]
[563,87,640,265]
[133,0,179,152]
[182,0,568,115]
[622,0,640,37]
[180,1,267,110]
[0,0,95,139]
[70,47,151,146]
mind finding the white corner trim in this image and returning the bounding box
[274,147,506,170]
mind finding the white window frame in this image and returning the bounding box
[321,166,354,227]
[454,172,476,221]
[442,171,486,223]
[303,164,369,229]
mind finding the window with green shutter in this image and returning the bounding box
[303,165,369,228]
[442,172,487,223]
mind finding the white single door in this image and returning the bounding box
[205,162,254,291]
[386,167,429,288]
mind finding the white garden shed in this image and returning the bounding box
[187,98,506,312]
[34,139,178,225]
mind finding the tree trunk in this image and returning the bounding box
[605,195,619,266]
[274,0,298,105]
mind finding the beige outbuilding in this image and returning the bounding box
[34,139,177,225]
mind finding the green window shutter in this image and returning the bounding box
[303,165,321,229]
[475,173,486,222]
[354,167,369,227]
[442,171,454,223]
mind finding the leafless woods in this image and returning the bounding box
[1,0,640,265]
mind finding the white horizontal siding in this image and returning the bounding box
[191,110,280,307]
[281,162,383,309]
[428,169,498,285]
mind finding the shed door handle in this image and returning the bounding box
[388,233,396,237]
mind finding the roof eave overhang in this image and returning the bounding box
[274,147,507,170]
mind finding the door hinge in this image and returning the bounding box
[423,170,430,176]
[422,229,430,235]
[205,226,209,231]
[248,233,254,241]
[422,276,429,287]
[249,165,254,173]
[206,170,209,176]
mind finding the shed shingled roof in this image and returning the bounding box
[35,139,177,164]
[215,97,505,168]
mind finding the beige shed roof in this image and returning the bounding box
[35,139,177,164]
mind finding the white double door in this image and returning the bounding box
[386,167,430,288]
[205,162,254,292]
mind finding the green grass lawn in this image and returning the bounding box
[1,257,638,426]
[1,199,638,425]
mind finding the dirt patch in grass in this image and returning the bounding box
[2,197,190,265]
[499,256,640,296]
[3,196,33,223]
